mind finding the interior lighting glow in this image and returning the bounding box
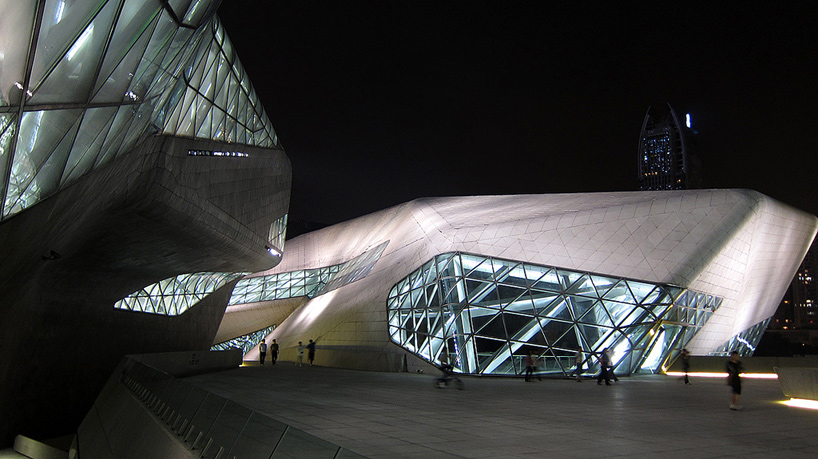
[55,1,65,23]
[666,371,778,379]
[782,398,818,410]
[67,25,94,61]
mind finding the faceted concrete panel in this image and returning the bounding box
[244,190,815,373]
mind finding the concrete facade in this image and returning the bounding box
[0,1,290,445]
[233,190,817,376]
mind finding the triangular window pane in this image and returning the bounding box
[473,312,505,338]
[577,301,614,327]
[29,1,107,91]
[63,106,117,184]
[590,275,619,298]
[465,257,494,281]
[504,294,537,316]
[552,328,581,352]
[627,281,657,303]
[557,269,584,290]
[566,274,597,298]
[604,301,641,327]
[92,4,159,102]
[543,296,574,322]
[531,269,561,293]
[503,313,539,341]
[30,2,118,104]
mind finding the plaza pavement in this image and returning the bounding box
[185,364,818,458]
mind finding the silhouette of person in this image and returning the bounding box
[573,348,583,382]
[296,341,304,367]
[597,348,611,386]
[680,348,691,385]
[524,350,536,382]
[270,339,279,365]
[259,340,267,365]
[726,351,743,410]
[307,339,317,366]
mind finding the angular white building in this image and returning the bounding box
[223,190,817,376]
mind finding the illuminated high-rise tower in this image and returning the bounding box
[637,104,701,190]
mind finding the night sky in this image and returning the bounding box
[218,2,818,230]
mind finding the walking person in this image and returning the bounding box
[296,341,305,367]
[573,348,584,382]
[680,348,692,385]
[259,340,267,365]
[606,348,619,382]
[597,348,611,386]
[307,339,317,366]
[524,350,536,382]
[726,351,743,410]
[270,339,279,365]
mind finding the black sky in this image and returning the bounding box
[218,2,818,228]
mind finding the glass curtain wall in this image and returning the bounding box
[388,252,722,377]
[114,272,245,316]
[709,318,771,357]
[211,325,276,354]
[229,241,388,305]
[0,0,279,219]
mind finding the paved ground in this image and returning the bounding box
[186,364,818,458]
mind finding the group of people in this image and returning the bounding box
[525,346,744,410]
[257,339,279,365]
[260,339,745,409]
[257,338,318,367]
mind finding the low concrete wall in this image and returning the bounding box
[775,367,818,400]
[130,349,241,377]
[666,356,818,373]
[76,351,362,459]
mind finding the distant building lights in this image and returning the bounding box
[685,113,691,128]
[187,149,248,157]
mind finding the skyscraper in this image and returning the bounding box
[638,104,701,190]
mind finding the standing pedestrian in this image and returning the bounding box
[597,348,611,386]
[270,339,279,365]
[524,350,536,382]
[296,341,304,367]
[307,339,317,366]
[681,348,691,385]
[726,351,743,410]
[259,340,267,365]
[606,348,619,382]
[573,348,584,382]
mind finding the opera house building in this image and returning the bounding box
[0,0,815,452]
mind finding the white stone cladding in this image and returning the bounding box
[232,190,817,369]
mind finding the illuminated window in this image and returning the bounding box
[1,3,279,219]
[229,241,389,305]
[387,252,722,377]
[114,272,245,316]
[211,325,275,354]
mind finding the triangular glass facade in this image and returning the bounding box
[0,0,279,219]
[211,325,276,354]
[114,272,245,316]
[387,252,724,377]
